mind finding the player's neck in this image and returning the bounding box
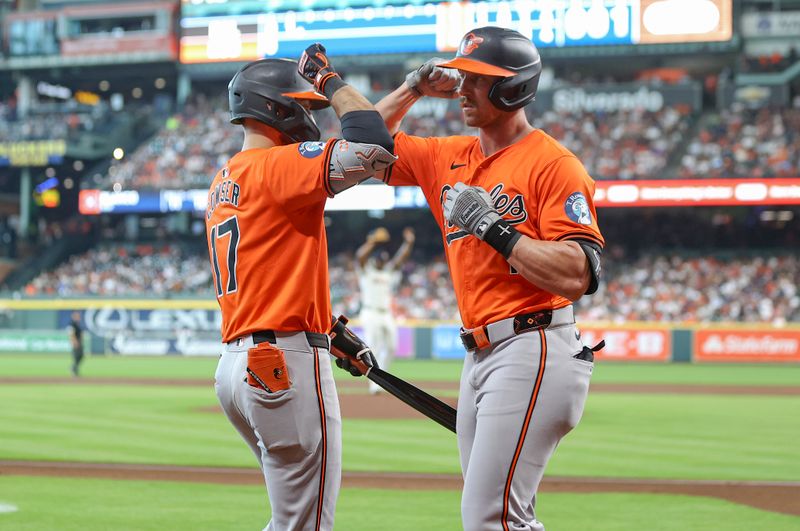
[241,124,286,151]
[478,112,534,157]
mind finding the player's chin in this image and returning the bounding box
[461,109,481,128]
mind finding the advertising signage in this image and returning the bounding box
[180,0,733,64]
[79,178,800,215]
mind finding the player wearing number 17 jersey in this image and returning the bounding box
[207,49,395,530]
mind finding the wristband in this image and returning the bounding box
[320,75,346,99]
[484,219,522,258]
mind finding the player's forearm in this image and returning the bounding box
[507,238,590,301]
[389,240,413,268]
[355,241,377,265]
[376,83,420,135]
[329,85,377,116]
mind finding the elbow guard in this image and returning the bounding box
[574,240,603,295]
[340,110,394,153]
[325,139,397,196]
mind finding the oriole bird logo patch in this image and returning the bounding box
[460,33,484,55]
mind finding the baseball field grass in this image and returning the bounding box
[1,354,799,530]
[3,476,799,531]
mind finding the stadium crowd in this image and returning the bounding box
[91,84,800,190]
[99,95,242,191]
[20,245,799,324]
[679,105,800,179]
[22,244,212,297]
[576,254,799,324]
[533,105,691,180]
[0,101,104,142]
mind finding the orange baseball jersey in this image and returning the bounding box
[206,140,336,342]
[386,130,604,329]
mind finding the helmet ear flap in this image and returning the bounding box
[488,70,541,111]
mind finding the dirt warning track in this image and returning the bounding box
[1,460,798,517]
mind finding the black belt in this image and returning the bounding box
[252,330,330,349]
[460,310,553,351]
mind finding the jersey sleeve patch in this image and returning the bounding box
[564,192,592,225]
[298,141,326,158]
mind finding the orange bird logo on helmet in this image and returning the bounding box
[460,33,484,55]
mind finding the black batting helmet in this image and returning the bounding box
[440,26,542,111]
[228,58,330,143]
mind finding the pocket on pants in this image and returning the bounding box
[247,343,292,393]
[244,350,318,457]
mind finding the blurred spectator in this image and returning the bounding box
[20,244,799,324]
[23,244,212,297]
[533,106,691,180]
[577,254,800,325]
[99,95,241,191]
[740,47,798,74]
[680,106,800,178]
[0,100,109,142]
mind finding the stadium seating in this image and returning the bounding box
[22,243,212,297]
[679,106,800,179]
[533,106,692,180]
[21,245,799,324]
[0,100,110,142]
[99,96,242,191]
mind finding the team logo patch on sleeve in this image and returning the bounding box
[565,192,592,225]
[298,141,325,158]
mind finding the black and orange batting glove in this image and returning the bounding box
[298,43,346,99]
[328,315,378,377]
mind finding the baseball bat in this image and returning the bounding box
[365,365,457,433]
[328,317,457,433]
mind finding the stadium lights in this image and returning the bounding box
[34,178,59,194]
[113,148,125,160]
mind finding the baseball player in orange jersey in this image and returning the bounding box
[376,27,605,530]
[208,47,395,530]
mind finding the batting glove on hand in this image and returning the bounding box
[335,356,364,377]
[443,182,523,258]
[406,58,461,99]
[334,347,378,377]
[443,182,501,240]
[298,43,342,97]
[329,315,379,378]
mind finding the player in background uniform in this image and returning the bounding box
[355,226,415,393]
[67,311,84,377]
[375,27,605,530]
[207,47,395,531]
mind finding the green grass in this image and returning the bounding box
[3,354,800,386]
[591,362,800,386]
[1,476,798,531]
[0,383,461,473]
[0,354,464,382]
[550,393,800,481]
[1,381,798,481]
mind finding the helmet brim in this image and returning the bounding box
[282,90,330,110]
[439,57,516,77]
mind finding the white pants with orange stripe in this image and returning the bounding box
[457,318,593,531]
[216,332,342,531]
[359,308,397,394]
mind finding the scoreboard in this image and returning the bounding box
[180,0,733,63]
